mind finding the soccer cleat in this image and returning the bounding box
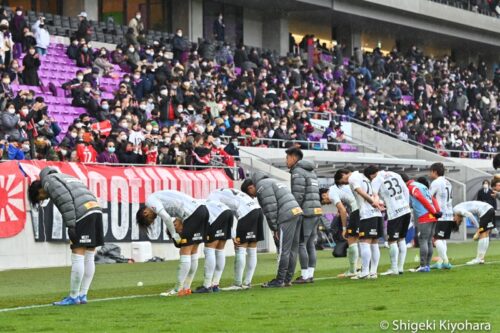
[242,284,251,290]
[221,285,243,291]
[466,258,484,265]
[177,288,192,297]
[261,279,284,288]
[430,262,443,270]
[211,285,220,293]
[193,286,213,294]
[351,274,369,280]
[307,277,314,283]
[368,273,378,279]
[78,295,88,304]
[160,289,178,297]
[398,271,404,275]
[442,262,453,269]
[380,269,398,276]
[409,266,430,273]
[337,271,357,278]
[292,276,309,284]
[284,281,293,287]
[53,296,79,306]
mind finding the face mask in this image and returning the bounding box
[21,108,29,115]
[133,74,140,80]
[3,79,10,84]
[7,108,15,114]
[22,144,30,152]
[107,147,115,153]
[483,184,489,190]
[129,48,135,53]
[29,50,35,55]
[120,122,128,128]
[139,104,147,110]
[124,78,130,83]
[177,32,182,37]
[38,120,45,126]
[77,75,84,81]
[16,11,22,16]
[120,135,128,141]
[280,126,287,131]
[60,149,67,156]
[136,15,141,20]
[145,125,153,132]
[102,104,109,110]
[175,137,181,143]
[82,47,88,52]
[84,87,91,93]
[232,141,238,147]
[75,123,83,129]
[114,112,122,118]
[70,132,78,138]
[161,90,169,96]
[125,116,132,121]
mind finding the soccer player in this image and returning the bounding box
[28,167,103,306]
[193,200,234,293]
[453,201,496,265]
[337,166,384,279]
[136,190,209,297]
[429,163,455,269]
[285,147,323,283]
[369,168,411,275]
[320,168,360,278]
[401,173,441,273]
[208,188,264,290]
[241,173,303,288]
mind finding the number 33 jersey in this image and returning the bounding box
[371,170,411,220]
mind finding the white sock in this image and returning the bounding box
[243,248,257,286]
[212,249,225,286]
[301,269,309,279]
[348,243,359,274]
[183,254,199,290]
[398,240,407,272]
[477,238,489,260]
[234,247,246,286]
[307,267,315,278]
[389,243,398,272]
[370,244,380,275]
[176,255,191,291]
[70,253,85,298]
[79,251,95,297]
[359,242,371,276]
[203,248,216,288]
[435,240,448,264]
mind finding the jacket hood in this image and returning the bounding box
[295,159,315,171]
[40,166,59,180]
[252,171,268,184]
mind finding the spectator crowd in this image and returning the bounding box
[0,6,498,171]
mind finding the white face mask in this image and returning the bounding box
[7,108,15,114]
[60,149,67,156]
[120,135,128,141]
[22,144,30,152]
[115,112,122,118]
[84,87,91,93]
[38,120,45,126]
[139,104,147,110]
[136,15,141,20]
[77,75,84,81]
[232,141,238,147]
[483,184,489,190]
[70,132,78,138]
[280,126,287,131]
[129,48,135,53]
[16,11,22,16]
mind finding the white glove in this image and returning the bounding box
[172,232,181,244]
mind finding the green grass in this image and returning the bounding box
[0,242,499,333]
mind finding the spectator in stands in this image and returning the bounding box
[60,125,78,150]
[125,27,139,51]
[0,72,14,107]
[55,141,70,161]
[1,102,20,139]
[6,136,25,160]
[0,19,13,66]
[97,140,119,164]
[94,48,114,77]
[172,28,189,64]
[6,59,23,85]
[117,140,143,164]
[125,43,140,71]
[36,115,61,146]
[72,81,99,115]
[76,42,92,68]
[22,26,36,51]
[477,179,497,209]
[10,7,26,59]
[76,12,91,43]
[66,38,80,60]
[33,135,57,160]
[62,70,86,97]
[128,11,144,41]
[22,46,40,86]
[32,17,50,56]
[213,12,225,42]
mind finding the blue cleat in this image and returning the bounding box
[211,285,220,293]
[442,262,453,269]
[53,296,79,306]
[430,262,442,270]
[79,295,88,304]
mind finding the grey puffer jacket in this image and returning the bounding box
[252,172,302,231]
[290,160,322,217]
[40,167,101,228]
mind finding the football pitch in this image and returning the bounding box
[0,241,499,333]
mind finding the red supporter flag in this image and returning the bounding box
[91,120,112,137]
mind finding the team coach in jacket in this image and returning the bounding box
[242,172,303,288]
[285,147,322,284]
[29,167,104,306]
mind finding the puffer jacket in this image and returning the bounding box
[290,160,322,217]
[252,172,302,231]
[40,167,101,228]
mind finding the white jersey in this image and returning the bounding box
[348,171,382,220]
[371,170,411,220]
[145,190,203,222]
[205,200,232,225]
[453,201,493,226]
[429,176,453,221]
[208,188,260,219]
[328,184,358,212]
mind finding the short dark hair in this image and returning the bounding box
[240,179,254,194]
[491,178,500,188]
[28,180,42,204]
[285,147,303,160]
[400,173,410,183]
[334,169,351,185]
[494,153,500,170]
[417,176,429,188]
[319,188,329,196]
[430,162,445,176]
[136,206,151,232]
[363,165,379,179]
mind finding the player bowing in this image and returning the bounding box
[136,190,209,297]
[453,201,496,265]
[368,168,411,275]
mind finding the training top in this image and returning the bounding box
[453,201,494,227]
[145,190,203,222]
[208,188,260,219]
[429,176,454,221]
[348,171,382,220]
[328,184,359,212]
[371,170,411,220]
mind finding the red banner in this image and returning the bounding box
[0,161,233,241]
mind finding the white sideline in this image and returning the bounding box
[1,261,499,313]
